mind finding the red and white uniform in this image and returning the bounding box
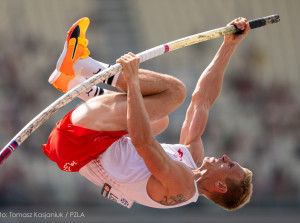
[43,110,127,172]
[79,136,199,208]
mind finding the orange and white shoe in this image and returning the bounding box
[60,17,91,74]
[49,17,97,92]
[49,17,119,97]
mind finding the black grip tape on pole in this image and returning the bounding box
[250,14,280,29]
[249,18,267,29]
[235,14,280,34]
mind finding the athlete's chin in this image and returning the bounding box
[204,157,210,161]
[202,157,218,170]
[204,157,215,163]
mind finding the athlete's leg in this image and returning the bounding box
[71,70,186,133]
[50,18,185,133]
[50,18,183,102]
[115,68,185,97]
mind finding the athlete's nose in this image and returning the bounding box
[223,155,233,165]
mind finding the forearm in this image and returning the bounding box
[192,42,238,107]
[127,78,174,180]
[127,80,155,149]
[119,53,172,181]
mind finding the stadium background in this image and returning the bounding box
[0,0,299,222]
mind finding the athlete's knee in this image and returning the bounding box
[169,77,186,106]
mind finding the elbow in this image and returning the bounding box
[175,79,187,106]
[191,91,212,109]
[168,78,186,107]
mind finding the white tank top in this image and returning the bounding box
[79,137,199,208]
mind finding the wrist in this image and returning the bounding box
[127,78,140,90]
[222,41,239,49]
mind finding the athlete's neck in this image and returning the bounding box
[192,168,210,196]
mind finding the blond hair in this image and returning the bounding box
[207,168,253,211]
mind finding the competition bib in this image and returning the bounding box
[101,183,134,208]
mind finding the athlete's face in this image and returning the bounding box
[201,155,245,184]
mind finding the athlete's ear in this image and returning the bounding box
[215,180,227,193]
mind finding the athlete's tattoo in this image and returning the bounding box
[159,194,186,206]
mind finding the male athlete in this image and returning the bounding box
[44,17,253,210]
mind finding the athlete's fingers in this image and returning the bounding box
[229,17,248,30]
[125,54,139,63]
[128,52,138,59]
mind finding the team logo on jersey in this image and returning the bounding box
[173,148,183,161]
[63,161,77,172]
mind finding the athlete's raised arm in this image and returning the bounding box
[180,18,250,165]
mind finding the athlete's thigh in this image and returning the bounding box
[71,90,177,132]
[71,93,128,132]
